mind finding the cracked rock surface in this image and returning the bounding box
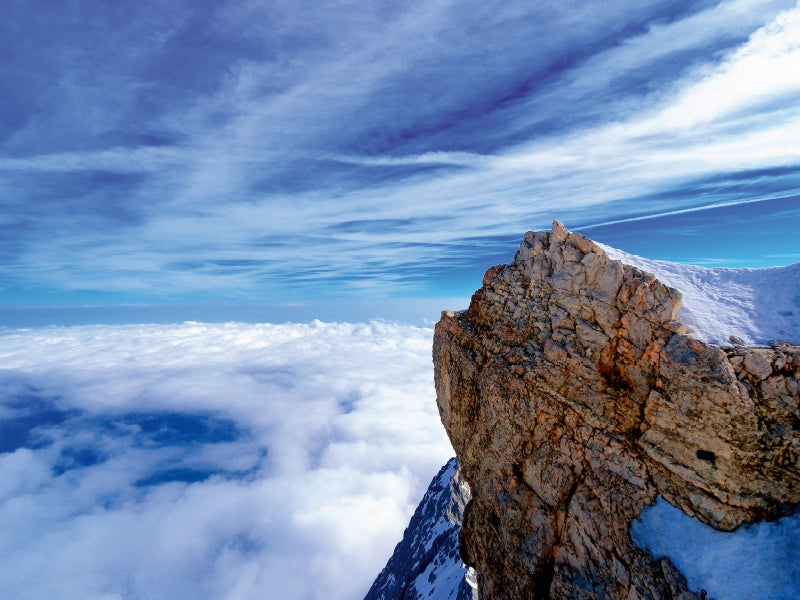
[433,222,800,600]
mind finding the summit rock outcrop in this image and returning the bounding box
[433,222,800,599]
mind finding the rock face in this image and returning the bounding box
[364,458,474,600]
[433,222,800,600]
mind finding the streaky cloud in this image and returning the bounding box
[580,187,800,230]
[0,1,798,309]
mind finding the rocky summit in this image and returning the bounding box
[432,222,800,600]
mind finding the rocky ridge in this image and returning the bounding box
[364,458,474,600]
[432,222,800,599]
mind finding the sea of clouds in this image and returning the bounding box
[0,321,453,600]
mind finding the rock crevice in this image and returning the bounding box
[433,222,799,599]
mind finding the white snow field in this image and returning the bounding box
[601,244,800,346]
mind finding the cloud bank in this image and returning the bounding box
[0,321,451,599]
[1,1,800,313]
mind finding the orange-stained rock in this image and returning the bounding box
[433,222,800,600]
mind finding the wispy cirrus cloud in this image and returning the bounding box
[1,1,799,314]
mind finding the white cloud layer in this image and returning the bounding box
[0,321,452,599]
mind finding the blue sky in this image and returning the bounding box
[2,0,800,324]
[1,5,799,598]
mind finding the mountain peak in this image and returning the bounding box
[431,223,799,599]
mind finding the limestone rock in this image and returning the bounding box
[433,222,800,600]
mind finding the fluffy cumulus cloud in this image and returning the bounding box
[0,321,452,599]
[1,1,800,313]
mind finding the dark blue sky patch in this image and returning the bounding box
[135,467,217,487]
[0,1,183,154]
[112,412,242,447]
[29,171,145,211]
[134,456,265,487]
[0,223,28,259]
[0,385,76,453]
[52,446,107,476]
[444,234,527,268]
[126,132,184,148]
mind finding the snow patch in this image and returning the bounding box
[600,244,800,345]
[632,497,800,600]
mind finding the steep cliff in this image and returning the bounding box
[433,222,800,600]
[364,458,474,600]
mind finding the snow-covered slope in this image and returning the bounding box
[600,244,800,346]
[364,458,472,600]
